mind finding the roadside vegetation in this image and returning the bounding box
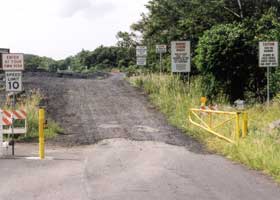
[9,90,61,142]
[130,74,280,182]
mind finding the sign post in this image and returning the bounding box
[259,42,279,105]
[136,46,147,66]
[156,45,167,73]
[2,53,24,156]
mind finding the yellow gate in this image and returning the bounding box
[189,108,248,144]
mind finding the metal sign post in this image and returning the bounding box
[259,42,278,106]
[159,52,162,74]
[188,72,191,88]
[267,67,270,105]
[2,53,24,156]
[156,45,167,74]
[4,71,22,156]
[11,93,15,155]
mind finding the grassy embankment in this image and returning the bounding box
[8,90,61,141]
[129,74,280,182]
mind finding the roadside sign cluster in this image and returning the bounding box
[2,53,24,92]
[136,42,191,73]
[136,46,147,66]
[0,49,25,156]
[135,40,280,106]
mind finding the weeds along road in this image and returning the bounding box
[0,72,279,200]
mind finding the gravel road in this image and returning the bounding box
[24,72,202,152]
[0,72,279,200]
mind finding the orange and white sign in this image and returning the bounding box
[2,109,27,126]
[2,53,24,71]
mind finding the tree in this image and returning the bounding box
[116,31,137,48]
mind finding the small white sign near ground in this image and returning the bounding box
[2,53,24,71]
[5,71,22,92]
[136,46,147,57]
[156,45,167,54]
[259,42,278,67]
[171,41,191,72]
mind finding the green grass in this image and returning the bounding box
[7,90,62,142]
[129,73,280,182]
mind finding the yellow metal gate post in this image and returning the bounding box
[242,112,248,138]
[39,108,45,159]
[235,113,240,140]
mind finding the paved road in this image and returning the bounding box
[0,72,279,200]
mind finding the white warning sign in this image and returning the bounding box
[2,53,24,71]
[259,42,278,67]
[171,41,191,72]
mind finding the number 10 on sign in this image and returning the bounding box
[5,71,22,92]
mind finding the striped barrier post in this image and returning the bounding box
[0,111,3,156]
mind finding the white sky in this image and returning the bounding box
[0,0,148,60]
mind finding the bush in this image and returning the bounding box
[195,9,280,103]
[195,23,265,102]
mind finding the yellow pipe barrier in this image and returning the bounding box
[189,114,236,144]
[39,108,45,160]
[189,108,248,144]
[191,111,211,129]
[190,109,239,115]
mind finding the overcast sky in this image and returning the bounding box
[0,0,148,60]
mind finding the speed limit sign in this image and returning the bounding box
[5,71,22,92]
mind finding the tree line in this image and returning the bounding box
[25,0,280,102]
